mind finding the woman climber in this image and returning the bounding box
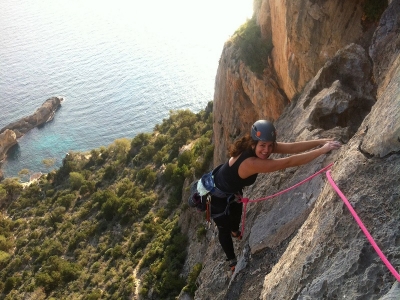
[210,119,342,272]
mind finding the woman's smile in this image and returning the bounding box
[255,141,273,159]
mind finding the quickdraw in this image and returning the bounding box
[206,195,212,224]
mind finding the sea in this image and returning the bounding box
[0,0,252,179]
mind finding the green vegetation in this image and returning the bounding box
[0,102,213,299]
[182,263,202,297]
[196,224,207,240]
[231,17,273,75]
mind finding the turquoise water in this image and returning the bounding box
[0,0,252,178]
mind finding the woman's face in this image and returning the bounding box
[254,141,274,159]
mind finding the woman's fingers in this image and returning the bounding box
[321,141,341,153]
[327,141,342,150]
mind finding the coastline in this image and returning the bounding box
[0,96,63,180]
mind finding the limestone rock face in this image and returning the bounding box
[179,178,211,277]
[282,43,375,143]
[213,45,287,164]
[362,2,400,158]
[183,1,400,299]
[213,0,376,165]
[0,130,17,162]
[249,43,375,255]
[261,0,367,99]
[257,38,398,300]
[360,56,400,157]
[369,0,400,90]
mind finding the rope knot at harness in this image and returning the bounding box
[239,197,249,204]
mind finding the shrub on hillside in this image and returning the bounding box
[69,172,85,190]
[35,256,81,293]
[0,103,214,299]
[1,178,23,201]
[183,263,202,296]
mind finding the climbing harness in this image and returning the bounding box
[189,164,237,215]
[237,163,400,282]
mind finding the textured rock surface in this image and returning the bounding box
[0,129,17,162]
[0,96,62,137]
[213,0,377,165]
[262,0,367,99]
[369,0,400,90]
[361,56,400,158]
[213,45,287,164]
[362,2,400,158]
[279,43,375,143]
[181,1,400,299]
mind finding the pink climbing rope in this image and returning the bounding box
[239,163,333,238]
[237,164,400,282]
[326,170,400,282]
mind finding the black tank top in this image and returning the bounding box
[213,148,258,194]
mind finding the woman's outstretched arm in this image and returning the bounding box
[239,141,341,177]
[274,139,334,154]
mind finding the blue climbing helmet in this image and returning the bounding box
[251,120,276,142]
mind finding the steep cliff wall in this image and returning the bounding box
[257,34,399,298]
[213,44,288,164]
[213,0,378,164]
[181,0,400,299]
[259,0,369,99]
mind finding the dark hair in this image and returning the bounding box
[228,134,257,157]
